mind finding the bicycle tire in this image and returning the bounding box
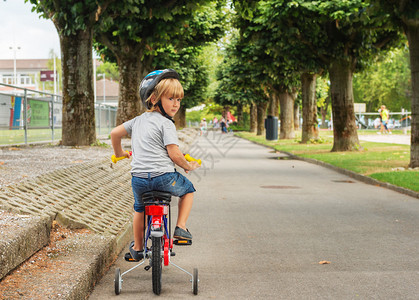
[114,268,122,295]
[152,236,162,295]
[193,268,198,295]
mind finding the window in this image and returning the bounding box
[2,74,13,84]
[19,74,33,86]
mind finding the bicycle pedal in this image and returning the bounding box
[171,251,176,256]
[174,239,192,246]
[144,265,151,271]
[124,252,137,262]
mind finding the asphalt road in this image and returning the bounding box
[89,132,419,299]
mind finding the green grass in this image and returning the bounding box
[370,171,419,192]
[1,127,112,145]
[0,129,63,145]
[236,131,418,192]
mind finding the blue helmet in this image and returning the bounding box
[139,69,180,106]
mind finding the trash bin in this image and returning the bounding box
[265,116,278,140]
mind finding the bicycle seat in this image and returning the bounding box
[142,191,172,204]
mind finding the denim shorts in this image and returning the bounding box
[131,171,196,213]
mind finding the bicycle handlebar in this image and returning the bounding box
[111,151,201,166]
[111,151,132,164]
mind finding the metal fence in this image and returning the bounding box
[354,112,411,130]
[0,83,117,146]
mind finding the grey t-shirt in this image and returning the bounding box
[123,112,178,174]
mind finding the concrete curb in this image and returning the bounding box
[0,128,199,298]
[0,212,51,279]
[238,136,419,200]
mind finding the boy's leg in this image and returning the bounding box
[176,192,194,230]
[133,211,144,251]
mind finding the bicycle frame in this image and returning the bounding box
[144,202,172,261]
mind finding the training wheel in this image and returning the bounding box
[114,268,122,295]
[193,268,198,295]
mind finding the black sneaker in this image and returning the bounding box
[129,241,144,261]
[173,226,192,240]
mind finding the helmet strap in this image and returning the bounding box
[156,100,175,123]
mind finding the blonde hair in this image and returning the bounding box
[146,78,184,111]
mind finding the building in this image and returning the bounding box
[0,59,120,105]
[95,78,119,106]
[0,59,49,92]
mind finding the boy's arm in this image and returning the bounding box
[166,144,200,173]
[110,124,129,158]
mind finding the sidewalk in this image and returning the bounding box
[358,133,410,145]
[0,128,198,299]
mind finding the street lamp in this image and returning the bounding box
[98,73,105,103]
[9,46,21,86]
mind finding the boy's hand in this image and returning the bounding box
[115,150,130,159]
[184,161,200,173]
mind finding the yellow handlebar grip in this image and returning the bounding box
[184,154,202,165]
[111,155,124,164]
[111,151,132,164]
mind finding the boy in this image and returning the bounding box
[110,69,200,261]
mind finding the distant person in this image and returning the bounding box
[220,117,227,133]
[213,116,219,128]
[200,118,207,135]
[379,105,391,134]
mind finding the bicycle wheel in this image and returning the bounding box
[151,236,162,295]
[114,268,122,295]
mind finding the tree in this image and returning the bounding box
[28,0,115,146]
[247,0,402,151]
[353,46,411,112]
[214,34,269,135]
[95,0,226,125]
[369,0,418,167]
[255,1,325,142]
[96,61,120,82]
[234,1,313,140]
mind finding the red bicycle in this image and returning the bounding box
[112,154,199,295]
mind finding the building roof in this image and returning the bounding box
[96,78,119,97]
[0,59,49,70]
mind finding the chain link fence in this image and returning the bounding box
[0,83,117,146]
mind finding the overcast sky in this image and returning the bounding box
[0,0,61,59]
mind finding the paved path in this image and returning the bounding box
[90,132,419,299]
[358,134,410,145]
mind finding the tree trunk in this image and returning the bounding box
[60,29,96,146]
[256,101,268,136]
[250,102,257,132]
[279,91,295,139]
[222,106,230,120]
[267,93,279,117]
[405,22,419,167]
[328,59,360,151]
[236,102,243,127]
[293,93,300,130]
[174,106,186,129]
[301,73,319,143]
[116,55,146,125]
